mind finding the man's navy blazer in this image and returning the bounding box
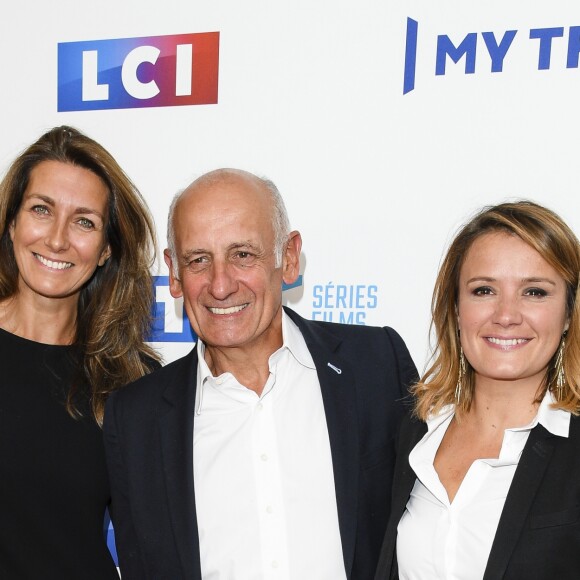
[374,411,580,580]
[104,307,418,580]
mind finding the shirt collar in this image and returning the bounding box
[526,389,570,438]
[425,405,455,433]
[425,389,570,439]
[196,311,315,379]
[196,340,213,385]
[279,310,316,370]
[194,311,315,415]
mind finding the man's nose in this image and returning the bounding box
[208,261,239,299]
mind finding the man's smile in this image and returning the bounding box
[207,304,249,315]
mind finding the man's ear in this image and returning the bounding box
[282,230,302,285]
[164,249,183,298]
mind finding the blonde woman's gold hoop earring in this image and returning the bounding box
[555,333,567,390]
[455,348,466,403]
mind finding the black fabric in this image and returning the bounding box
[0,327,118,580]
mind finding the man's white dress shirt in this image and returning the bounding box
[397,391,570,580]
[193,312,347,580]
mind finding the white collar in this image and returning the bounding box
[195,311,315,414]
[426,389,570,438]
[278,310,316,370]
[530,389,570,438]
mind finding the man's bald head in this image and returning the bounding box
[166,169,291,277]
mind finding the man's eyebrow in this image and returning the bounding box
[181,241,264,262]
[182,249,208,261]
[228,241,261,252]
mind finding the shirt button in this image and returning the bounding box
[215,378,223,385]
[260,453,268,461]
[271,561,279,569]
[257,403,264,411]
[266,505,273,514]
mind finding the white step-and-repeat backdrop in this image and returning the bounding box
[2,0,580,560]
[4,1,580,366]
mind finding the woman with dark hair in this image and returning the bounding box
[0,126,160,578]
[376,201,580,579]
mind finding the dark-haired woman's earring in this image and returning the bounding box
[555,335,566,390]
[455,348,466,403]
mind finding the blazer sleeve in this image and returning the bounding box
[384,326,420,401]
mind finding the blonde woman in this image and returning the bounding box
[376,201,580,580]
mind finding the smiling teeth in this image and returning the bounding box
[488,337,527,346]
[209,304,247,315]
[35,254,73,270]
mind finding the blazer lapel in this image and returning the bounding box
[285,309,359,577]
[158,349,202,579]
[483,425,557,580]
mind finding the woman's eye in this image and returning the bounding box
[31,205,49,215]
[526,287,548,297]
[78,217,95,229]
[473,286,493,296]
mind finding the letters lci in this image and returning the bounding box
[57,32,219,111]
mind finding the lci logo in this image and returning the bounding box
[403,18,580,93]
[58,32,219,111]
[148,275,304,342]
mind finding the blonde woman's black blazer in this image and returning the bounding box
[375,411,580,580]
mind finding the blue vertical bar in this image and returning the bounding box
[403,18,419,94]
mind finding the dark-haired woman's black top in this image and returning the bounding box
[0,327,119,579]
